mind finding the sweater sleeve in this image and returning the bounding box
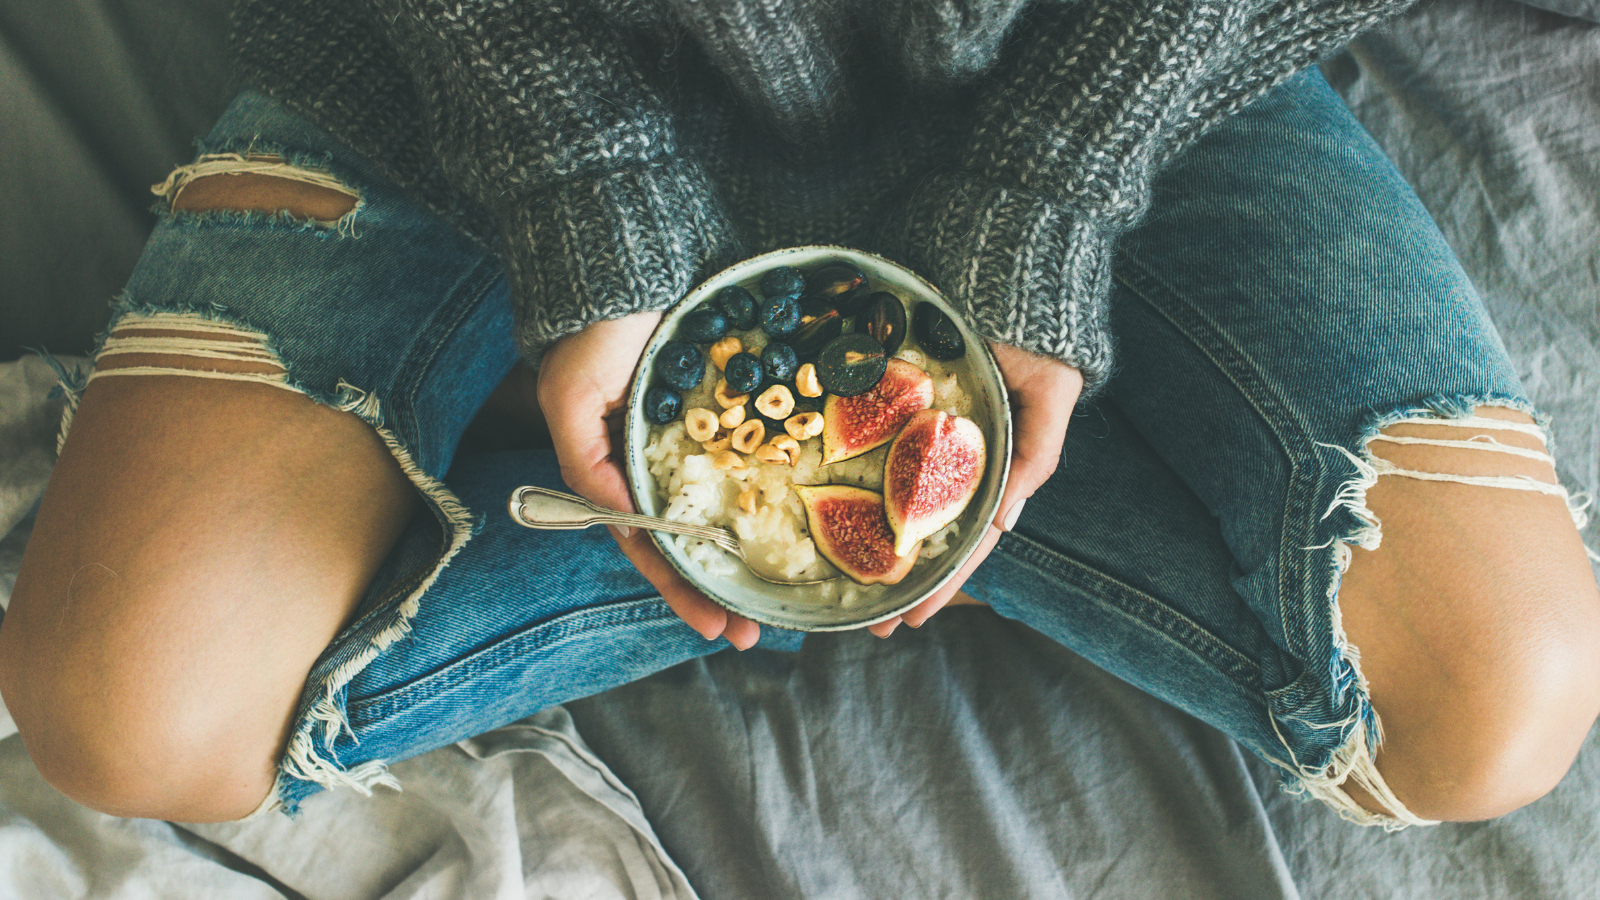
[890,0,1408,397]
[360,0,740,365]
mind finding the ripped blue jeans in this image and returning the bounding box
[64,68,1578,826]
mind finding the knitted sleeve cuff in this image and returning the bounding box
[500,157,741,367]
[889,172,1117,398]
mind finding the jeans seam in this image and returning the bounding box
[996,531,1261,692]
[393,258,505,426]
[1111,253,1328,666]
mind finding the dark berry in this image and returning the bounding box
[654,340,705,391]
[680,307,730,343]
[816,333,888,397]
[715,285,758,330]
[761,266,805,301]
[833,284,872,318]
[644,386,682,425]
[760,295,802,338]
[761,342,799,382]
[803,263,867,301]
[791,311,843,359]
[911,301,966,360]
[854,291,907,354]
[799,294,837,319]
[724,352,764,394]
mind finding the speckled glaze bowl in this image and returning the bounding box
[624,246,1012,631]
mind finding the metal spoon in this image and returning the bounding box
[508,485,839,586]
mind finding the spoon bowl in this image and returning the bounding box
[508,486,839,587]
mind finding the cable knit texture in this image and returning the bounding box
[231,0,1411,387]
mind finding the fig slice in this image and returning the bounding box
[820,358,933,465]
[884,410,986,558]
[795,484,921,586]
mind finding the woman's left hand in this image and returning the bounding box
[867,343,1082,638]
[538,311,764,651]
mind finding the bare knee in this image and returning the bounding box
[7,700,280,823]
[1346,617,1600,822]
[1337,406,1600,821]
[0,581,283,822]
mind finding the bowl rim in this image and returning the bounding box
[624,244,1012,631]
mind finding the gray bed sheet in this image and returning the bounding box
[2,0,1599,897]
[566,609,1600,900]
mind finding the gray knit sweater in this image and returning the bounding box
[231,0,1408,393]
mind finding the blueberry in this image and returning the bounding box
[761,266,805,301]
[680,307,730,343]
[724,352,764,393]
[643,386,682,425]
[761,342,798,382]
[760,295,801,338]
[715,285,758,330]
[654,341,705,391]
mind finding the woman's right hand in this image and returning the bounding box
[537,312,764,650]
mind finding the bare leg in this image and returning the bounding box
[0,175,417,822]
[1338,406,1600,821]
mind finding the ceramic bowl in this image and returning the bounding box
[624,245,1012,631]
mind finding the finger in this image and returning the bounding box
[993,358,1079,530]
[609,523,764,649]
[609,524,744,643]
[721,614,763,651]
[544,384,637,516]
[554,422,763,646]
[868,616,902,638]
[538,312,662,519]
[902,520,1004,628]
[553,408,747,642]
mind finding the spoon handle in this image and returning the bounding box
[508,486,736,547]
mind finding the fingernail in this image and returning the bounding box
[618,524,633,539]
[1002,498,1027,531]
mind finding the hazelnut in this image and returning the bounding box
[731,419,765,454]
[719,404,746,429]
[785,411,824,440]
[714,379,749,410]
[754,442,791,466]
[708,336,743,371]
[712,450,745,471]
[685,408,718,442]
[738,489,758,515]
[703,428,732,452]
[755,384,795,419]
[771,434,802,465]
[795,363,823,398]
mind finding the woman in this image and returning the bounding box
[2,0,1597,828]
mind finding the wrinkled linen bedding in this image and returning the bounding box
[3,0,1600,896]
